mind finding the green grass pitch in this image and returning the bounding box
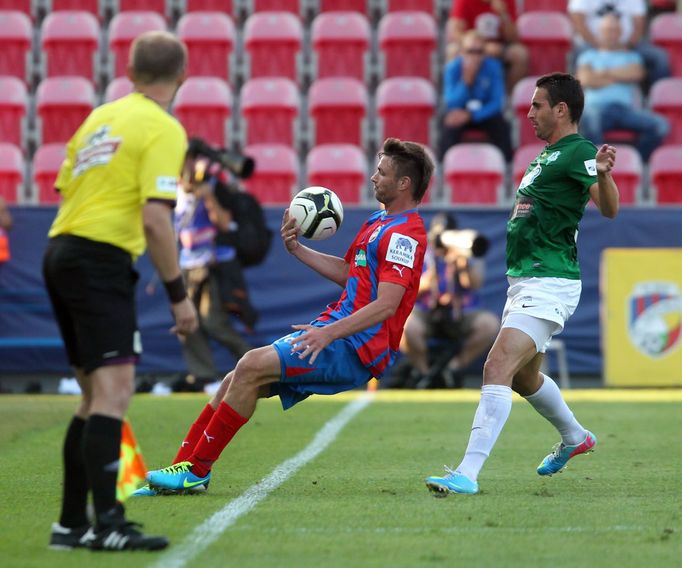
[0,391,680,567]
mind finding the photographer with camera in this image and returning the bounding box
[174,139,271,390]
[399,212,499,389]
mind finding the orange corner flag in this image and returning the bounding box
[117,419,148,502]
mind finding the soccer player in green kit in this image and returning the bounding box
[426,72,619,495]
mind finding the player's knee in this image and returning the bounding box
[482,353,508,383]
[233,349,265,384]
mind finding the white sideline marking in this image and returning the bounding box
[150,395,373,568]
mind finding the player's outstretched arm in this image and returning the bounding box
[281,208,349,287]
[590,144,619,218]
[290,281,405,364]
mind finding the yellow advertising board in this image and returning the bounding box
[601,248,682,386]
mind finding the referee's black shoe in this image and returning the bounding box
[48,522,95,550]
[90,507,168,552]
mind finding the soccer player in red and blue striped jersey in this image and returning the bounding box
[141,138,435,494]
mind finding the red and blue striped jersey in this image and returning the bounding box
[317,209,426,377]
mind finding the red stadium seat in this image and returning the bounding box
[378,11,437,80]
[650,145,682,203]
[0,11,32,82]
[243,12,302,81]
[0,143,23,203]
[108,11,166,78]
[306,144,367,203]
[2,1,32,17]
[309,78,368,146]
[41,11,100,81]
[52,0,100,19]
[608,145,641,205]
[520,0,566,12]
[512,143,545,189]
[241,77,300,146]
[650,13,682,77]
[251,0,301,15]
[386,0,434,14]
[649,78,682,144]
[511,76,540,147]
[0,76,27,149]
[118,0,167,17]
[33,143,66,204]
[311,11,370,81]
[319,0,366,12]
[444,143,505,204]
[376,77,436,146]
[518,11,572,76]
[177,12,235,81]
[186,0,234,14]
[174,77,232,147]
[242,144,298,204]
[36,77,95,144]
[103,76,134,102]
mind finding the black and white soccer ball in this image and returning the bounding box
[289,186,344,240]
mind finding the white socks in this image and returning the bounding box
[524,374,587,446]
[456,384,512,482]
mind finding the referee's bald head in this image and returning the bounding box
[128,31,187,85]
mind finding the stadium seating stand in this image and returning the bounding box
[174,77,233,148]
[311,11,370,81]
[0,143,23,203]
[378,11,437,80]
[243,11,303,81]
[0,76,28,149]
[41,11,100,82]
[36,76,96,144]
[376,77,436,146]
[0,10,32,82]
[306,144,367,203]
[444,143,506,204]
[241,77,300,146]
[177,11,235,81]
[649,145,682,203]
[518,11,572,76]
[308,77,368,146]
[242,143,299,204]
[32,143,67,204]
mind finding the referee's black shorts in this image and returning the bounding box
[42,235,142,374]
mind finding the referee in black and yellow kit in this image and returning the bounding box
[43,31,198,552]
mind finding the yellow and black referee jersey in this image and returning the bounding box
[49,92,188,259]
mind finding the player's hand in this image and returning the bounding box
[170,297,199,337]
[290,324,333,365]
[281,208,301,253]
[596,144,616,174]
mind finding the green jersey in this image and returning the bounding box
[507,133,598,280]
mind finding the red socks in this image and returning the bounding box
[173,403,216,464]
[189,402,248,478]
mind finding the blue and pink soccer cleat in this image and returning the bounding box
[537,431,597,476]
[425,467,479,496]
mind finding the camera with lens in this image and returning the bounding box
[428,212,489,258]
[184,137,255,187]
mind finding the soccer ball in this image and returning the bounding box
[289,186,344,240]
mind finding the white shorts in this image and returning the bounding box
[500,276,582,353]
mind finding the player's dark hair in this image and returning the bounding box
[129,31,187,85]
[379,138,434,203]
[536,72,584,124]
